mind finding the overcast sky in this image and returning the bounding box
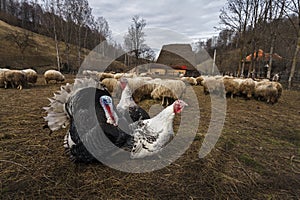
[89,0,227,50]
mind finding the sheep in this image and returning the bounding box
[0,69,9,88]
[131,78,158,103]
[271,81,283,99]
[195,76,204,86]
[101,78,118,95]
[44,70,65,84]
[223,77,240,98]
[139,72,153,77]
[180,77,197,86]
[0,71,5,88]
[202,76,224,95]
[239,78,255,99]
[254,81,279,104]
[96,72,115,81]
[113,73,124,80]
[272,73,280,82]
[123,72,137,78]
[151,79,186,106]
[4,70,26,90]
[22,69,38,84]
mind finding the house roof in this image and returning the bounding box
[156,44,196,71]
[245,49,282,62]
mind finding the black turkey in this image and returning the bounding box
[44,78,131,163]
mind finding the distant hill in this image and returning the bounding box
[0,20,135,74]
[0,20,86,73]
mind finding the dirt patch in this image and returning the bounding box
[1,75,299,199]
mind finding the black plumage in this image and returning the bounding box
[65,87,131,163]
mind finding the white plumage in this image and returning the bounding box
[130,100,188,159]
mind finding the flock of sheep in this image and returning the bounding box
[0,69,65,89]
[81,70,283,104]
[180,75,282,104]
[0,67,282,104]
[80,70,186,106]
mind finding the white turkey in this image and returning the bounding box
[116,77,150,123]
[129,99,188,159]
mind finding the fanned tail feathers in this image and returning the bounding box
[43,78,106,131]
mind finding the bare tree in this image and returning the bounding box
[265,0,286,79]
[64,0,92,69]
[124,15,146,64]
[285,0,300,89]
[95,16,111,56]
[42,0,63,71]
[220,0,252,77]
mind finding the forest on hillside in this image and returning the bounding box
[194,0,300,87]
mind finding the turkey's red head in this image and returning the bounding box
[120,77,128,90]
[173,100,188,114]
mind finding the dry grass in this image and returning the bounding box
[0,75,299,199]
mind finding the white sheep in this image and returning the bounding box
[44,70,65,84]
[202,76,224,95]
[254,81,279,104]
[272,73,280,82]
[151,79,186,106]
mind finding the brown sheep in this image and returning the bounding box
[101,78,118,95]
[4,70,26,90]
[22,69,38,84]
[195,76,204,86]
[181,77,197,85]
[223,77,240,98]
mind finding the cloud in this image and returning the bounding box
[89,0,226,45]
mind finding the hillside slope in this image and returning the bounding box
[0,20,88,73]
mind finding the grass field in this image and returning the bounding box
[0,75,299,199]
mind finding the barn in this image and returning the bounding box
[156,44,200,77]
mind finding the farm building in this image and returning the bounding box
[148,63,187,76]
[156,44,200,77]
[242,49,283,77]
